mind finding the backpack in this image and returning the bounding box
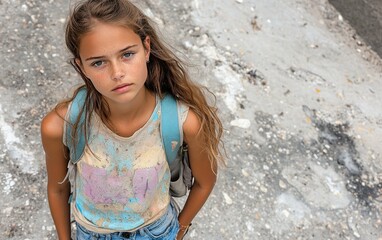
[65,87,193,198]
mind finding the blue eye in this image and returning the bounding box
[91,60,104,67]
[123,52,134,59]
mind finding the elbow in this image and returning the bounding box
[193,177,216,193]
[47,181,70,196]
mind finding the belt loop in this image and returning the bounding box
[91,230,100,240]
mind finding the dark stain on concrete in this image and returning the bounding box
[303,105,382,207]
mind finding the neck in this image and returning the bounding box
[101,88,156,137]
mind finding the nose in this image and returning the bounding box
[110,61,125,81]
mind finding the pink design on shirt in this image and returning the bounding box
[132,165,160,203]
[80,163,133,204]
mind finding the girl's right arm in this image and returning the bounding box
[41,105,72,240]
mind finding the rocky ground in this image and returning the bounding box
[0,0,381,239]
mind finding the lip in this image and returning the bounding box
[112,83,133,93]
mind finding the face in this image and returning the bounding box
[76,21,150,106]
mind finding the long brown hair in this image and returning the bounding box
[60,0,225,168]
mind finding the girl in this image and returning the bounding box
[41,0,224,239]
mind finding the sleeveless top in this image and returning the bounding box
[63,96,189,233]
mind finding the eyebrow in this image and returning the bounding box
[84,45,138,61]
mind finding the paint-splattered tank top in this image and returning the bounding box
[67,96,189,233]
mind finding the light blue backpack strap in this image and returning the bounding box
[66,87,87,164]
[160,94,181,165]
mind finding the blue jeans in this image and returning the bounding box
[75,202,179,240]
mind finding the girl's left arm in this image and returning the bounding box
[177,109,217,239]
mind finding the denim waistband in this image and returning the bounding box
[76,199,180,240]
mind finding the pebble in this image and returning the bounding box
[230,118,251,128]
[246,221,254,231]
[281,209,290,217]
[223,192,233,205]
[242,169,249,177]
[3,207,13,216]
[182,41,193,49]
[279,180,287,189]
[21,4,28,11]
[260,185,268,193]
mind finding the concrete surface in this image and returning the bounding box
[0,0,381,239]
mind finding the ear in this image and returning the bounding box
[75,58,83,70]
[143,36,151,62]
[75,58,88,77]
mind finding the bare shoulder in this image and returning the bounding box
[183,109,202,142]
[41,103,68,140]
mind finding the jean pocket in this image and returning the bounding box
[142,206,178,238]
